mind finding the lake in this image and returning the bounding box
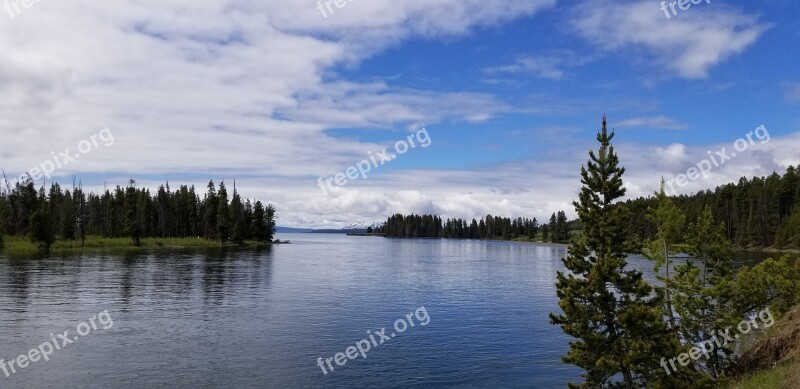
[0,233,780,388]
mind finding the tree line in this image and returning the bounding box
[0,177,276,250]
[620,166,800,249]
[551,117,800,388]
[378,211,581,243]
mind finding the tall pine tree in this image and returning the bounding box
[551,116,678,388]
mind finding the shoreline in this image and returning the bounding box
[0,236,287,256]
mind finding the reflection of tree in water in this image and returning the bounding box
[202,247,274,306]
[117,251,146,312]
[4,257,32,311]
[151,251,195,302]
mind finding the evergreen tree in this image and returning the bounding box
[643,179,686,330]
[30,187,56,251]
[230,183,245,245]
[264,204,276,243]
[203,180,218,240]
[556,210,569,243]
[551,116,677,387]
[672,206,736,378]
[125,179,142,246]
[217,182,230,246]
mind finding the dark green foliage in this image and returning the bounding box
[0,178,276,250]
[672,206,737,378]
[643,180,686,331]
[378,213,544,240]
[550,117,679,388]
[217,182,230,246]
[29,187,56,250]
[621,165,800,250]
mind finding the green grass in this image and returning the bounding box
[1,235,272,254]
[730,360,799,389]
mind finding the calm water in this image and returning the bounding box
[0,234,782,388]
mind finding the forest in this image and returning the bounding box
[621,166,800,249]
[0,177,276,250]
[380,165,800,251]
[377,212,580,243]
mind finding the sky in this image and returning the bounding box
[1,0,798,228]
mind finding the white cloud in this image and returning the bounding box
[616,116,688,130]
[0,0,791,229]
[485,56,566,80]
[0,0,550,179]
[571,0,768,78]
[484,51,594,80]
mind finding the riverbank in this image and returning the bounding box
[0,235,286,254]
[730,307,800,388]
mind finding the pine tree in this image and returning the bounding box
[217,182,230,246]
[551,116,677,388]
[672,206,736,378]
[203,180,218,240]
[643,179,686,330]
[556,210,569,242]
[125,179,142,246]
[30,187,56,251]
[264,204,276,243]
[230,183,245,245]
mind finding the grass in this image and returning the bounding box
[730,359,799,389]
[729,306,800,388]
[1,235,274,254]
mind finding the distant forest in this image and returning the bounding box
[377,211,582,243]
[378,166,800,250]
[622,166,800,249]
[0,178,276,250]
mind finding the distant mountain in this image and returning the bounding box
[277,222,384,234]
[341,221,385,230]
[275,226,314,233]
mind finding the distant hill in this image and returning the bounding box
[275,226,314,233]
[310,228,368,234]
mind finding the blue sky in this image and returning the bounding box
[1,0,798,227]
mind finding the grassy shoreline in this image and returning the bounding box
[0,235,282,255]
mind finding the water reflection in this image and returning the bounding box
[0,235,792,388]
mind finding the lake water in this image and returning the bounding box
[0,233,781,388]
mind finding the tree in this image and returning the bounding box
[124,180,143,246]
[264,204,276,243]
[217,182,230,246]
[551,116,680,388]
[672,206,736,378]
[230,183,245,245]
[643,179,686,330]
[30,187,56,251]
[203,180,218,240]
[555,210,569,243]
